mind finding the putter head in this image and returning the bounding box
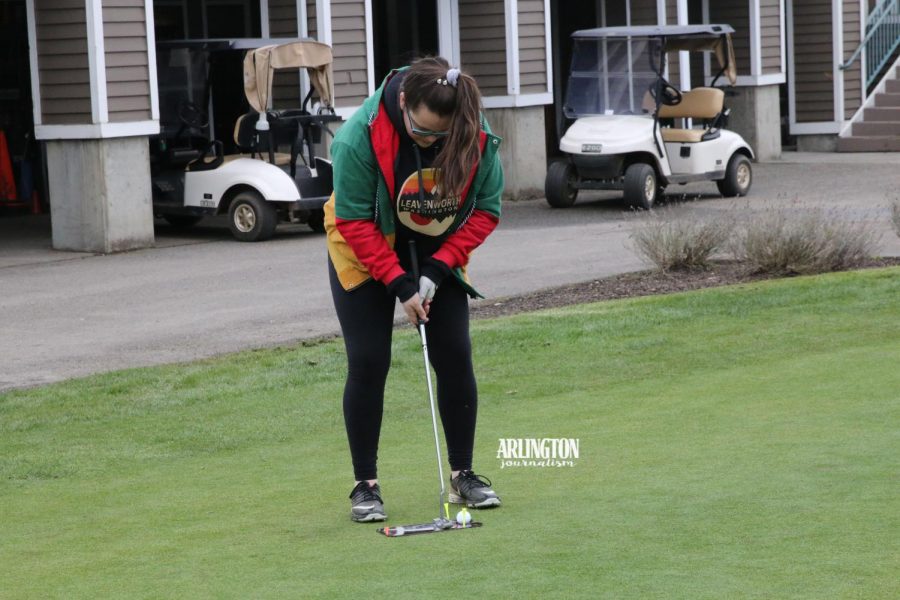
[433,517,454,530]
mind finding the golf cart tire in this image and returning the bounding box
[228,191,278,242]
[623,163,657,210]
[162,214,202,229]
[307,209,326,233]
[545,161,579,208]
[717,153,752,197]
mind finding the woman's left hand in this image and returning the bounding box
[402,294,429,327]
[418,275,437,303]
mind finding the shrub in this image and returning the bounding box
[730,204,881,275]
[630,210,734,271]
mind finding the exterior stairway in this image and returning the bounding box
[837,0,900,152]
[837,64,900,151]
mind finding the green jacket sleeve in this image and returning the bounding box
[475,149,503,219]
[331,140,379,221]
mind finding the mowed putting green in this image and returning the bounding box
[1,267,898,598]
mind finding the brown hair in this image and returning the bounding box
[400,56,483,201]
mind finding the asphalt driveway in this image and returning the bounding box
[1,152,899,391]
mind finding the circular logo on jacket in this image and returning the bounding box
[396,168,461,236]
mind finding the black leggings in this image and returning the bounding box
[329,260,478,481]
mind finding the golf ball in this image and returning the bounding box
[455,510,472,525]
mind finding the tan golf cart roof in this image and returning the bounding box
[243,40,335,113]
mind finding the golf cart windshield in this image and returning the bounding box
[564,37,662,118]
[156,45,211,130]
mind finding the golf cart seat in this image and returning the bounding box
[658,87,725,143]
[229,111,294,166]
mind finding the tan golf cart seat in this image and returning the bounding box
[658,87,725,143]
[223,112,293,165]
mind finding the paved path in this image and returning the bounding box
[1,153,899,391]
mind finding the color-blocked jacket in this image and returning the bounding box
[324,69,504,298]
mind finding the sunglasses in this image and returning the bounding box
[405,107,450,138]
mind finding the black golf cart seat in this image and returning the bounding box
[658,87,726,143]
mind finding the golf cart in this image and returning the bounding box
[151,38,341,240]
[546,24,754,210]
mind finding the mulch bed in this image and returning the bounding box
[469,257,900,320]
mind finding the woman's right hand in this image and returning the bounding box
[402,294,429,327]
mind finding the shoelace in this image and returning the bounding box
[458,471,492,489]
[351,483,381,502]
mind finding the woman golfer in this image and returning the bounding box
[324,57,503,522]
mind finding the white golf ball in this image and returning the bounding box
[455,510,472,525]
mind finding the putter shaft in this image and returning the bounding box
[409,240,448,523]
[418,322,448,521]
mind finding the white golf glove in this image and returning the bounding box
[418,275,437,302]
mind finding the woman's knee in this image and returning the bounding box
[347,347,392,382]
[429,343,473,379]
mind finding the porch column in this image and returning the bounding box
[27,0,158,253]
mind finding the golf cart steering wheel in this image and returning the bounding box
[650,81,683,107]
[177,101,209,130]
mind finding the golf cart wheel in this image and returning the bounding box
[307,209,326,233]
[228,191,278,242]
[623,163,657,210]
[717,154,752,197]
[162,214,202,229]
[545,161,579,208]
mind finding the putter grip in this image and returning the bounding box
[407,240,426,327]
[408,240,420,280]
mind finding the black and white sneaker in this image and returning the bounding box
[349,481,386,522]
[449,471,501,508]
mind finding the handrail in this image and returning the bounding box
[840,0,900,88]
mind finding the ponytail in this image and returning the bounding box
[400,57,483,201]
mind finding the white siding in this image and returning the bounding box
[630,0,657,26]
[269,0,299,36]
[709,2,751,75]
[843,0,862,119]
[35,0,92,124]
[331,0,368,107]
[459,0,507,96]
[268,0,301,109]
[793,0,835,122]
[761,0,782,74]
[103,0,152,122]
[517,0,546,93]
[307,0,317,38]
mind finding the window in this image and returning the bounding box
[154,0,261,40]
[373,0,440,83]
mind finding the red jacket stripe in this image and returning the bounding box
[432,209,499,269]
[368,104,398,200]
[335,217,406,285]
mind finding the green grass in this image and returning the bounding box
[2,267,899,599]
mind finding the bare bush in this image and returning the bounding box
[891,201,900,238]
[630,210,734,271]
[730,204,881,275]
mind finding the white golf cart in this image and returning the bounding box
[151,39,341,240]
[546,24,754,210]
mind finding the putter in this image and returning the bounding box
[377,241,482,537]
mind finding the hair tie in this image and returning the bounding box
[446,68,460,88]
